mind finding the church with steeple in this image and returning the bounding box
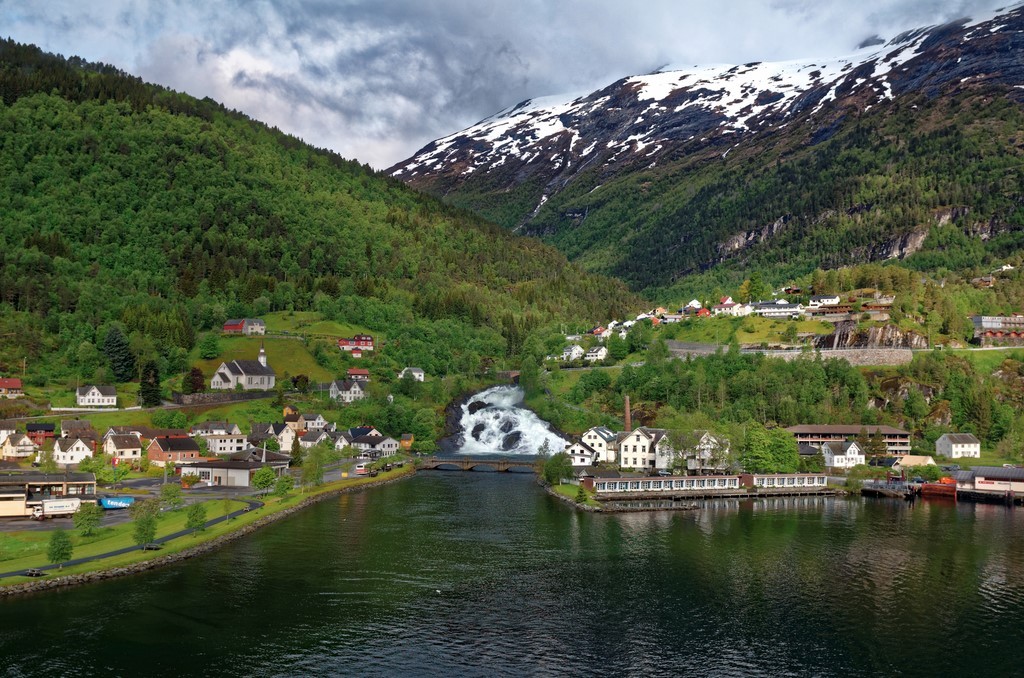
[209,342,277,391]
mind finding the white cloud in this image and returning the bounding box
[0,0,1011,168]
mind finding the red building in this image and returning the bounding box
[347,368,370,381]
[338,335,374,352]
[0,378,23,398]
[26,423,55,446]
[146,436,202,468]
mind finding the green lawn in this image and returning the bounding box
[949,348,1024,374]
[665,316,834,345]
[263,311,377,340]
[551,482,601,508]
[193,336,335,382]
[0,499,246,568]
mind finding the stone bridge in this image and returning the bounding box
[418,456,537,473]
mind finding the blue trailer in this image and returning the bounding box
[99,496,136,510]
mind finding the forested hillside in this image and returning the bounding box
[0,40,639,382]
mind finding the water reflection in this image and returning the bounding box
[1,474,1022,676]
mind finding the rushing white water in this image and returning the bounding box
[453,386,568,455]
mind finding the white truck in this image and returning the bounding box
[31,497,82,520]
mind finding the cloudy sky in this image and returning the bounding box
[0,0,1010,168]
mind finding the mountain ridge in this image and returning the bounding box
[390,4,1024,295]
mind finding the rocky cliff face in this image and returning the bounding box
[814,321,929,350]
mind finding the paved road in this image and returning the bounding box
[0,497,264,579]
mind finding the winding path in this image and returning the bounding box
[0,498,263,579]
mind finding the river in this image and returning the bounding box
[2,473,1023,676]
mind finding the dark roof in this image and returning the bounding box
[0,420,17,429]
[951,470,976,483]
[61,419,93,431]
[300,431,327,442]
[0,471,95,484]
[151,437,201,452]
[107,434,142,450]
[797,443,820,457]
[787,425,910,436]
[349,426,376,438]
[228,360,275,377]
[228,448,291,463]
[181,460,276,470]
[868,457,899,468]
[77,385,116,397]
[570,440,598,455]
[352,434,387,445]
[333,379,363,391]
[972,466,1024,482]
[400,434,414,441]
[284,414,300,423]
[578,468,621,478]
[26,423,55,433]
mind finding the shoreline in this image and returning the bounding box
[0,468,415,599]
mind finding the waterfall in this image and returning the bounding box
[451,386,568,455]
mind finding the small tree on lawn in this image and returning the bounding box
[198,333,220,360]
[575,485,588,504]
[185,503,207,535]
[274,474,294,497]
[73,502,103,537]
[252,467,276,493]
[38,449,58,474]
[133,514,157,547]
[543,452,573,486]
[160,482,184,510]
[47,529,73,568]
[302,446,325,488]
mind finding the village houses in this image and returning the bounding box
[103,434,143,464]
[53,437,95,466]
[222,318,266,335]
[328,379,366,404]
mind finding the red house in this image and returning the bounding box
[338,335,374,352]
[146,436,202,468]
[0,378,23,398]
[347,368,370,382]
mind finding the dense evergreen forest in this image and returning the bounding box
[0,40,639,382]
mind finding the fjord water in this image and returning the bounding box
[2,474,1023,676]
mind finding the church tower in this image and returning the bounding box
[258,342,268,367]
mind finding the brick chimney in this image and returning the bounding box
[624,394,632,432]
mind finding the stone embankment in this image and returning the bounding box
[1,471,413,598]
[171,391,272,406]
[760,348,914,366]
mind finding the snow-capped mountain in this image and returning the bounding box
[390,5,1024,291]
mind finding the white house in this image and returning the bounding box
[618,427,673,471]
[351,435,400,458]
[249,423,296,452]
[585,346,609,362]
[566,440,599,467]
[685,299,702,310]
[300,430,332,449]
[821,441,865,469]
[0,421,16,446]
[753,300,803,319]
[329,379,366,403]
[103,434,143,463]
[1,434,37,462]
[76,385,116,408]
[300,413,330,432]
[684,431,732,473]
[561,345,585,362]
[808,295,842,308]
[935,433,981,459]
[189,421,241,436]
[54,437,95,466]
[203,434,249,455]
[210,345,276,391]
[580,426,619,464]
[398,367,426,382]
[711,297,752,317]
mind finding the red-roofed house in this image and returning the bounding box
[0,378,23,398]
[222,319,266,335]
[347,368,370,382]
[338,335,374,352]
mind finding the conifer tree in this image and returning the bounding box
[139,360,162,407]
[103,326,135,382]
